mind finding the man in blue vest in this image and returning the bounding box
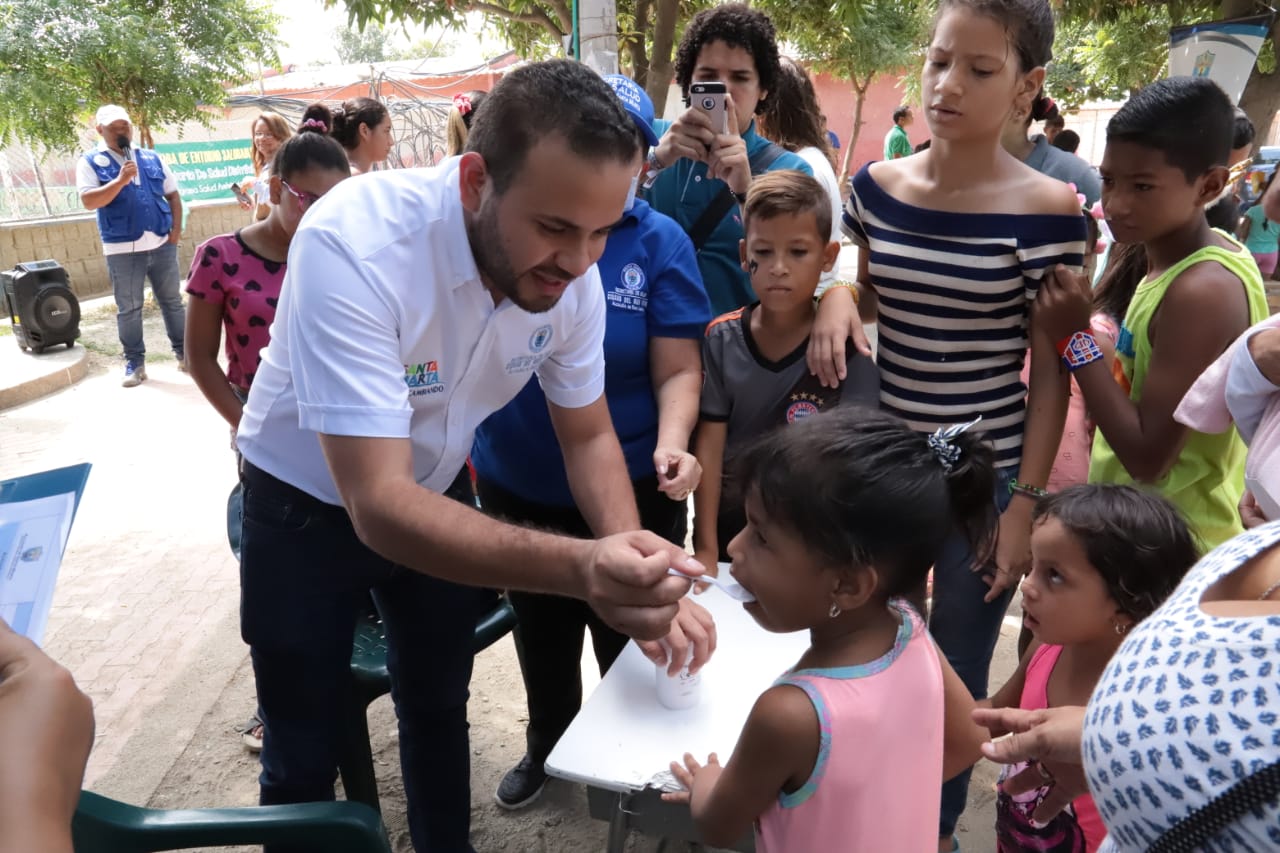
[77,104,186,387]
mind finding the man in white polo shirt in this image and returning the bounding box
[234,60,709,852]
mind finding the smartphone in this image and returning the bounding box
[690,81,729,134]
[230,183,253,206]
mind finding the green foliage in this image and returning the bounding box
[0,0,279,152]
[334,23,391,63]
[1047,7,1172,109]
[759,0,928,87]
[335,0,571,60]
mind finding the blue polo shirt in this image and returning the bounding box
[471,199,711,507]
[646,120,812,315]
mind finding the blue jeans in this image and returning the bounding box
[239,462,489,853]
[104,242,185,363]
[935,466,1017,838]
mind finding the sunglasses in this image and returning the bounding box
[281,180,320,212]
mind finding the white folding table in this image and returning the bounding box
[545,575,809,852]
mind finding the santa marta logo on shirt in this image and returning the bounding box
[404,360,445,397]
[608,263,648,313]
[506,325,555,375]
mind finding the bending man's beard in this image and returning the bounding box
[465,197,567,314]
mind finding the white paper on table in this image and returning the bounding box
[0,491,77,644]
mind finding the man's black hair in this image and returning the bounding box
[1051,129,1080,154]
[1107,77,1233,182]
[893,106,912,125]
[674,4,781,115]
[465,59,641,194]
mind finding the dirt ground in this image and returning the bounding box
[60,295,1008,852]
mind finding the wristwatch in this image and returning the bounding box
[646,147,666,173]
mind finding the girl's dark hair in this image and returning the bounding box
[330,96,389,151]
[1032,485,1199,620]
[938,0,1056,120]
[675,3,781,115]
[759,58,832,163]
[1092,241,1147,323]
[732,408,998,598]
[272,106,350,182]
[936,0,1054,72]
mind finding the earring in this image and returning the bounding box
[829,602,841,619]
[1113,621,1128,636]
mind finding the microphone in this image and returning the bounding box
[117,134,139,184]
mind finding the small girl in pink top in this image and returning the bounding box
[981,485,1197,852]
[663,408,1000,852]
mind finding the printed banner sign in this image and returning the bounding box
[1168,13,1273,104]
[153,139,253,202]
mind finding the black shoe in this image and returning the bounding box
[494,754,548,810]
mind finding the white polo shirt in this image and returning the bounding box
[236,159,607,505]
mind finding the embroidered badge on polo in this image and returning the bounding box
[621,263,645,291]
[529,325,553,353]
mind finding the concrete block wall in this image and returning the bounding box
[0,201,246,299]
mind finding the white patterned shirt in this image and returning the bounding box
[1084,520,1280,851]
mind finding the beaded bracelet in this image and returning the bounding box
[1057,329,1104,372]
[1008,479,1049,500]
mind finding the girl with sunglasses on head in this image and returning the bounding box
[186,108,350,449]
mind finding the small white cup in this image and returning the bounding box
[655,643,701,710]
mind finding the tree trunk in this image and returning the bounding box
[645,0,680,118]
[627,0,652,91]
[840,77,871,185]
[1240,67,1280,150]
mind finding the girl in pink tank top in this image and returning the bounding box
[981,485,1199,852]
[663,408,1002,851]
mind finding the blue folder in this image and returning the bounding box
[0,462,91,518]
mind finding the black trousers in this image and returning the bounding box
[475,474,687,765]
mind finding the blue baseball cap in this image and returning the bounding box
[604,74,660,148]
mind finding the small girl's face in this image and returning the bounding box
[362,117,395,163]
[727,490,839,633]
[922,7,1041,143]
[1021,517,1131,645]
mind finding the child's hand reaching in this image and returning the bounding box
[662,752,722,804]
[1034,265,1094,343]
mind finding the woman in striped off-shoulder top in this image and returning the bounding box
[810,1,1088,850]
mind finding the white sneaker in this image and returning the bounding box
[122,361,147,387]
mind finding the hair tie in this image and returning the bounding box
[928,416,983,473]
[453,93,473,116]
[301,118,328,132]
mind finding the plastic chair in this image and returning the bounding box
[226,482,518,813]
[72,789,391,853]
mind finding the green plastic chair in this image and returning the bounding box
[72,790,391,852]
[226,482,518,813]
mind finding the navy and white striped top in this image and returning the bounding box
[842,165,1087,468]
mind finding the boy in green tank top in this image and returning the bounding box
[1036,77,1269,549]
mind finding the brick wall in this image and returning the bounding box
[0,200,246,299]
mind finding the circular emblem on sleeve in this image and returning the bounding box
[529,324,553,353]
[786,400,819,423]
[621,263,645,291]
